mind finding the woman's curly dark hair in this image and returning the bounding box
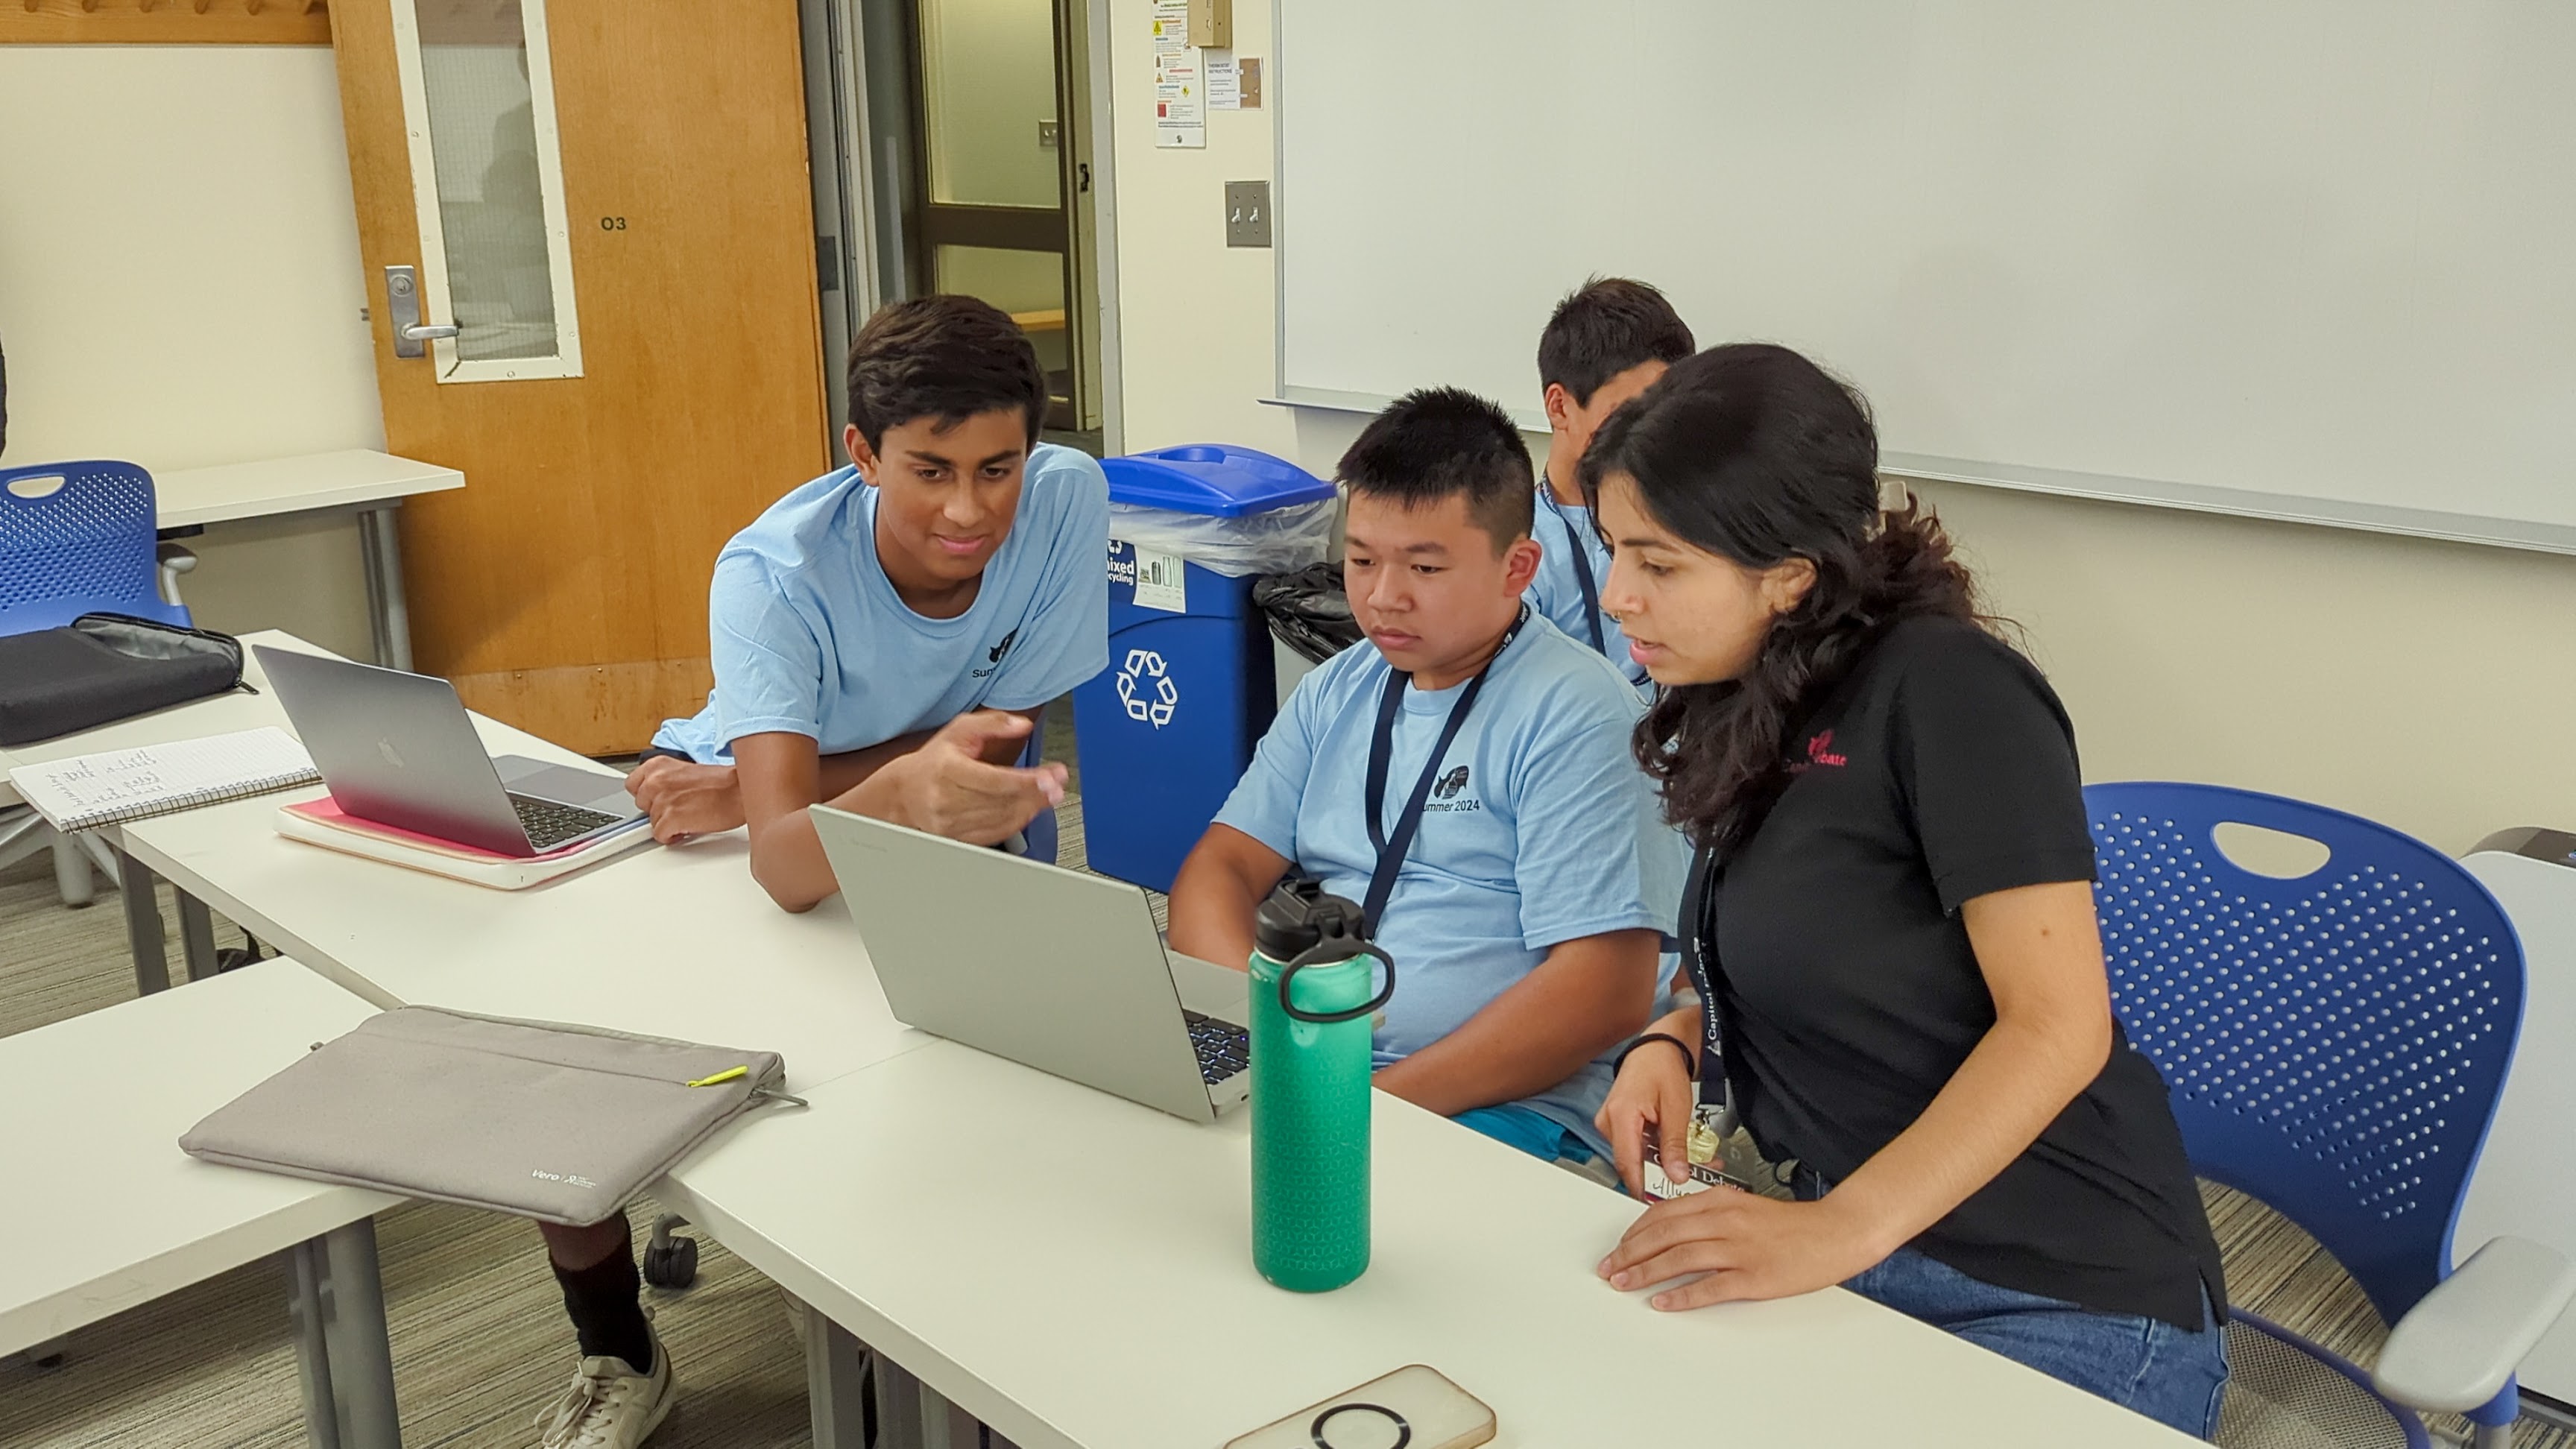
[1581,344,1983,858]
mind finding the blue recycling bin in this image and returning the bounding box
[1073,444,1338,894]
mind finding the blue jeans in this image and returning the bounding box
[1797,1163,2225,1437]
[1846,1246,2227,1439]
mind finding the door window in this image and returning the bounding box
[390,0,584,380]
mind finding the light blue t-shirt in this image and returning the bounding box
[1525,482,1652,691]
[1213,614,1685,1160]
[653,443,1111,762]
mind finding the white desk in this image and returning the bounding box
[0,959,402,1449]
[663,1041,2202,1449]
[1,631,305,989]
[113,636,926,1093]
[83,637,2205,1449]
[0,624,300,810]
[154,449,464,672]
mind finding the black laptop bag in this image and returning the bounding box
[0,613,247,746]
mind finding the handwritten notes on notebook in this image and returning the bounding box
[8,727,319,831]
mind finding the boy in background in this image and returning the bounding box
[1527,278,1694,689]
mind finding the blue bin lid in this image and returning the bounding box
[1099,443,1337,518]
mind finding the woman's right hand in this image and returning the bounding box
[1597,1038,1698,1200]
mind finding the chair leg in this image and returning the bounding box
[78,831,119,883]
[52,828,96,906]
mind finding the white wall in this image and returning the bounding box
[1105,0,2576,854]
[0,46,383,470]
[0,45,383,659]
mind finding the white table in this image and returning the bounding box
[154,450,464,672]
[0,959,402,1449]
[1,631,306,988]
[113,636,927,1093]
[663,1041,2201,1449]
[83,637,2207,1449]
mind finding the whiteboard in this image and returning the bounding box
[1272,1,2576,553]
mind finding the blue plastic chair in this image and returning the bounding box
[0,459,190,637]
[1016,700,1058,868]
[2087,783,2575,1448]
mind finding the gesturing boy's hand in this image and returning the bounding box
[873,710,1067,846]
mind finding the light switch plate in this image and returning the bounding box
[1225,180,1271,247]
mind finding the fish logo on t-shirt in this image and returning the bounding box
[972,628,1020,679]
[1433,765,1472,800]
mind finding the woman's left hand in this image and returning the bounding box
[1597,1187,1892,1310]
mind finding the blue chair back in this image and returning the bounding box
[2086,782,2523,1326]
[0,459,190,636]
[1016,701,1058,867]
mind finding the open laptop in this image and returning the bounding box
[811,803,1252,1122]
[254,645,646,859]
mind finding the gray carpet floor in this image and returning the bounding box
[1,800,2566,1447]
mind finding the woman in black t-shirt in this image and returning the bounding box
[1582,345,2229,1437]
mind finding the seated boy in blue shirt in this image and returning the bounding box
[1527,277,1693,689]
[527,297,1108,1449]
[1168,388,1681,1169]
[625,294,1110,915]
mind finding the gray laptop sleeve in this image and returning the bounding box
[180,1006,796,1226]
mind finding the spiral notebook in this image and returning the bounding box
[8,726,320,831]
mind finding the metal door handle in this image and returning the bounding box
[382,264,457,359]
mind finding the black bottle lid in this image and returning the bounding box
[1254,875,1371,962]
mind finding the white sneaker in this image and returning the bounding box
[534,1324,675,1449]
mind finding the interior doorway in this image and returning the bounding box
[802,0,1105,446]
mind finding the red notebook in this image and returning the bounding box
[275,797,654,889]
[280,798,604,859]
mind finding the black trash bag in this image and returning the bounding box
[1252,563,1362,665]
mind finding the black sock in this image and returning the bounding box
[551,1218,654,1373]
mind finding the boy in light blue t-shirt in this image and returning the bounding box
[1526,277,1695,692]
[1170,388,1684,1171]
[625,295,1108,915]
[534,298,1107,1448]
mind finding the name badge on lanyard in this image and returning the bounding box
[1359,607,1528,933]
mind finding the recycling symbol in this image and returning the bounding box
[1115,648,1180,728]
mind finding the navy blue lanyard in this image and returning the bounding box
[1360,607,1528,933]
[1540,490,1608,655]
[1679,842,1721,1067]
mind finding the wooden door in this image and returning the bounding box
[331,0,828,754]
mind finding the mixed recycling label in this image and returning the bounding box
[1116,648,1180,727]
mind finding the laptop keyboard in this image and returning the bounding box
[1184,1010,1251,1085]
[509,794,622,850]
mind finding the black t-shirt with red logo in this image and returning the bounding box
[1699,615,2224,1328]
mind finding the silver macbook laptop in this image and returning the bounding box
[254,644,645,859]
[811,804,1251,1122]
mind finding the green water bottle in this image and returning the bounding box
[1248,878,1395,1292]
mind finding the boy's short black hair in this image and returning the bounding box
[1536,277,1696,407]
[1338,387,1535,553]
[847,295,1049,454]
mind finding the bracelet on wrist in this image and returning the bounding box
[1613,1031,1698,1079]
